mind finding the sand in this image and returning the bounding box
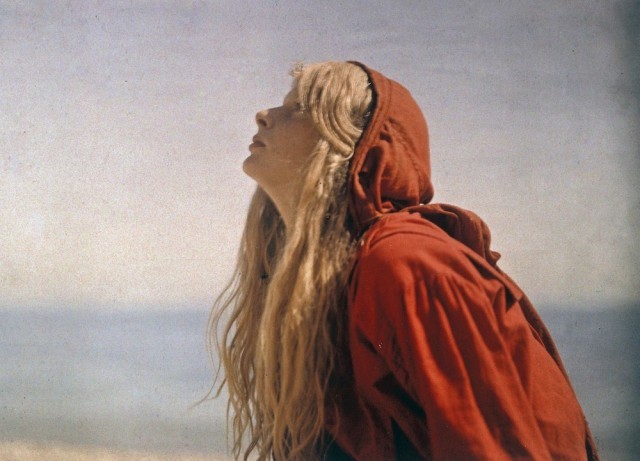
[0,442,229,461]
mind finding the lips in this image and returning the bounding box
[250,135,265,148]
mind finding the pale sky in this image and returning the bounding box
[1,0,638,310]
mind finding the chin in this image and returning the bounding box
[242,154,263,183]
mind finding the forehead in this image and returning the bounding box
[283,86,300,104]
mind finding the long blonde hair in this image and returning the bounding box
[209,62,372,460]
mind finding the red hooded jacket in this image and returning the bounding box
[323,63,599,461]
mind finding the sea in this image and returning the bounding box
[0,305,638,460]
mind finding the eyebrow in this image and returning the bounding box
[283,90,299,105]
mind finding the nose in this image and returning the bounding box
[255,109,270,128]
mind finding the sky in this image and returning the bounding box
[1,0,638,310]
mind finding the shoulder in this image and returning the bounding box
[350,211,503,319]
[349,212,509,347]
[356,211,474,279]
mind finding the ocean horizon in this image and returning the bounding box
[1,304,638,460]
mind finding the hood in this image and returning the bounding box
[346,63,508,274]
[348,62,434,235]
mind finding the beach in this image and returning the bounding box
[0,442,228,461]
[1,307,638,460]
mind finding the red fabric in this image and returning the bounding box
[324,63,599,460]
[347,63,434,235]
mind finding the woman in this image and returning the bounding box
[210,61,599,461]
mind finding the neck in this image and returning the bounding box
[263,183,299,229]
[273,198,295,229]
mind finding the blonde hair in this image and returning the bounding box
[209,62,372,460]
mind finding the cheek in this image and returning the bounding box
[287,124,320,163]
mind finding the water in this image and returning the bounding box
[0,308,228,456]
[0,306,638,459]
[540,306,640,460]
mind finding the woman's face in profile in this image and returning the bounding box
[243,87,320,196]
